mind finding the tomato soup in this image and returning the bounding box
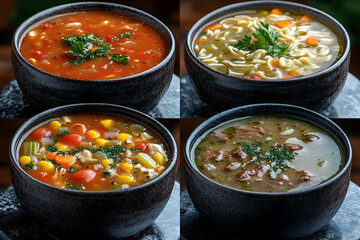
[20,11,167,79]
[19,115,169,191]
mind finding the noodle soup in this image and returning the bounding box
[193,9,341,79]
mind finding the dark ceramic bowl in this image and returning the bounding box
[12,2,175,113]
[9,103,177,239]
[185,1,350,112]
[184,104,352,239]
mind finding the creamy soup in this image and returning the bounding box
[194,9,341,79]
[194,115,344,192]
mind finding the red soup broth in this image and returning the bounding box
[19,115,169,191]
[20,11,167,80]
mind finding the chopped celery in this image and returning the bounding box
[136,153,157,168]
[116,122,129,131]
[129,124,146,133]
[23,142,40,156]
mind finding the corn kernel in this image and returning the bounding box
[86,130,100,139]
[48,120,61,130]
[100,119,114,128]
[55,143,68,151]
[37,160,55,172]
[19,156,31,166]
[100,158,112,167]
[153,153,166,166]
[117,175,134,184]
[119,163,132,172]
[117,133,132,142]
[95,138,108,147]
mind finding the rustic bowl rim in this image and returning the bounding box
[185,0,350,83]
[9,103,178,195]
[184,103,352,196]
[12,1,175,82]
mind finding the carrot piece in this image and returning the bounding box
[271,59,279,67]
[30,127,52,139]
[155,166,165,174]
[281,74,293,79]
[288,70,299,76]
[270,8,282,15]
[205,23,220,31]
[71,169,96,184]
[249,74,263,80]
[45,152,57,160]
[55,154,75,168]
[275,20,293,29]
[60,133,83,146]
[70,123,87,135]
[305,37,319,46]
[299,15,312,22]
[195,39,206,45]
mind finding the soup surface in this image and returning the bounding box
[194,9,341,79]
[194,115,344,192]
[19,115,169,191]
[20,11,167,79]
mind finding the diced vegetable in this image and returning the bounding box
[48,120,61,130]
[86,130,100,139]
[104,131,119,139]
[100,119,115,128]
[116,175,134,184]
[119,163,132,172]
[60,133,82,146]
[55,154,75,168]
[41,136,54,146]
[95,138,108,147]
[270,8,282,15]
[55,143,68,151]
[100,158,112,167]
[305,37,319,46]
[153,153,166,166]
[94,151,107,160]
[37,160,55,172]
[24,141,40,156]
[136,153,157,168]
[135,142,147,152]
[71,169,96,183]
[30,127,51,139]
[275,20,293,29]
[129,124,146,133]
[70,123,87,135]
[19,156,32,166]
[45,152,57,160]
[117,133,132,141]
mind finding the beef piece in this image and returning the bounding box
[238,163,270,181]
[202,151,224,162]
[300,171,312,181]
[232,147,247,159]
[307,134,320,142]
[209,130,228,141]
[284,143,303,151]
[226,162,241,171]
[234,125,264,139]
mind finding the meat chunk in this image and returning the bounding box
[300,171,312,181]
[202,151,224,162]
[307,134,320,142]
[238,163,270,181]
[284,143,303,151]
[226,162,241,171]
[234,125,264,139]
[209,130,228,141]
[232,147,247,159]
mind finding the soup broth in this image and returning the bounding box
[194,9,341,79]
[19,114,169,191]
[194,115,344,192]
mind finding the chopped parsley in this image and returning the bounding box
[68,166,78,173]
[131,147,140,152]
[115,157,122,162]
[120,32,133,38]
[109,53,129,65]
[102,171,111,177]
[113,36,119,41]
[58,150,67,156]
[132,159,137,164]
[57,130,70,137]
[49,135,59,143]
[225,68,230,74]
[241,143,261,157]
[65,182,83,190]
[46,159,61,170]
[109,163,117,168]
[233,21,289,57]
[47,144,57,152]
[133,168,141,174]
[24,162,33,170]
[53,56,58,59]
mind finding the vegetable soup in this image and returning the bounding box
[19,115,169,191]
[194,115,344,192]
[20,11,167,79]
[194,9,341,79]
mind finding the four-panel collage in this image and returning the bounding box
[0,0,359,239]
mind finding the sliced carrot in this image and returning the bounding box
[299,15,312,22]
[55,154,75,168]
[305,37,319,46]
[271,58,279,67]
[205,23,220,31]
[249,74,263,80]
[281,74,293,79]
[155,166,165,174]
[45,152,57,160]
[270,8,282,15]
[60,133,82,146]
[195,39,206,45]
[275,20,293,29]
[70,123,87,135]
[288,69,299,76]
[71,169,96,184]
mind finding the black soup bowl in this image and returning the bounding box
[12,2,175,113]
[9,103,177,239]
[184,104,352,238]
[185,1,350,112]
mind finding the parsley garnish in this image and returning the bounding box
[46,159,61,170]
[109,53,129,65]
[49,135,59,143]
[47,145,57,152]
[24,162,33,170]
[57,130,70,137]
[65,182,83,190]
[102,171,111,177]
[53,56,58,59]
[131,147,140,152]
[225,69,230,74]
[68,166,77,172]
[241,143,261,157]
[120,32,133,38]
[113,36,119,41]
[109,163,117,168]
[233,21,289,57]
[132,159,137,164]
[58,150,67,156]
[133,168,141,174]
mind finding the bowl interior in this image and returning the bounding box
[186,1,350,82]
[10,103,177,193]
[13,2,175,81]
[185,103,352,195]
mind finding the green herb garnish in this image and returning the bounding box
[109,163,117,168]
[65,182,83,190]
[233,35,255,51]
[113,36,119,41]
[46,159,61,170]
[131,147,140,152]
[57,130,70,137]
[68,166,77,172]
[24,162,33,170]
[120,32,133,38]
[53,56,58,59]
[58,150,67,156]
[225,69,230,74]
[109,53,129,65]
[102,171,111,177]
[47,144,57,152]
[241,143,261,157]
[133,168,141,174]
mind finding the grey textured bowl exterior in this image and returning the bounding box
[185,1,350,112]
[184,104,352,238]
[12,2,175,113]
[9,103,177,239]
